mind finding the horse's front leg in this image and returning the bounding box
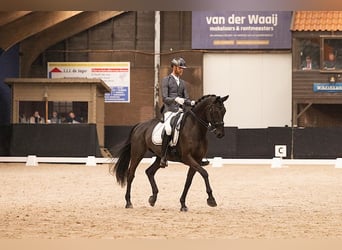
[180,167,196,212]
[145,158,161,207]
[201,166,217,208]
[184,157,217,209]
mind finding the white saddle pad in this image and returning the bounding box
[152,113,184,146]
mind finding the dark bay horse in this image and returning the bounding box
[109,94,229,211]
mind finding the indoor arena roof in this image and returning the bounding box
[291,11,342,31]
[0,11,125,53]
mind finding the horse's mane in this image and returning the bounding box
[193,94,217,108]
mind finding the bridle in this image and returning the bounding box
[188,104,224,133]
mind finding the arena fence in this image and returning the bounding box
[1,155,342,169]
[1,125,342,160]
[105,126,342,159]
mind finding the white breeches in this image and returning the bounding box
[163,111,178,135]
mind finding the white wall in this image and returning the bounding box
[203,53,292,128]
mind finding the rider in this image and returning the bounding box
[160,57,195,168]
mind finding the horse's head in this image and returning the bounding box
[207,95,229,138]
[192,95,229,138]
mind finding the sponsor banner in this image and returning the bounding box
[192,11,292,49]
[313,83,342,92]
[47,62,130,103]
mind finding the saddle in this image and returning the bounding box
[152,112,184,146]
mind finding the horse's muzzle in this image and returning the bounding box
[215,129,225,138]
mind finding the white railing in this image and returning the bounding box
[0,155,341,168]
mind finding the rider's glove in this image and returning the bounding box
[175,97,185,105]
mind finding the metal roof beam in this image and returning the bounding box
[0,11,82,51]
[20,11,125,77]
[0,11,32,27]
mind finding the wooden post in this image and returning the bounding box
[154,11,160,117]
[44,86,48,123]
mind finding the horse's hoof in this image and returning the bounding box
[207,198,217,207]
[148,196,156,207]
[180,206,188,212]
[125,203,133,209]
[201,160,210,166]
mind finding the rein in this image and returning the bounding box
[188,109,217,133]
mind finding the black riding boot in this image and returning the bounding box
[160,134,172,168]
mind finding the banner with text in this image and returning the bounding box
[313,83,342,92]
[48,62,130,103]
[192,11,292,49]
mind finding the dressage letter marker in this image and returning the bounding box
[212,157,223,168]
[26,155,38,166]
[275,145,287,158]
[335,158,342,168]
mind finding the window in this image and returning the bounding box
[19,101,46,124]
[19,101,88,124]
[296,36,342,72]
[297,38,320,70]
[322,37,342,70]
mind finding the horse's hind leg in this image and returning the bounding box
[125,155,144,208]
[124,168,135,208]
[145,157,161,207]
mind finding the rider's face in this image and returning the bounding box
[173,66,184,77]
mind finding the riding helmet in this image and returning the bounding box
[171,57,187,69]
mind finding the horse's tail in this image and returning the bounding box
[109,125,137,187]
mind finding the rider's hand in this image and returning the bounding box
[175,97,185,105]
[190,100,196,106]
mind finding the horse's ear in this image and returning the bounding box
[221,95,229,102]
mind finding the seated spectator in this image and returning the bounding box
[65,111,81,124]
[29,110,45,124]
[49,111,61,124]
[324,52,337,70]
[19,113,28,123]
[301,55,318,70]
